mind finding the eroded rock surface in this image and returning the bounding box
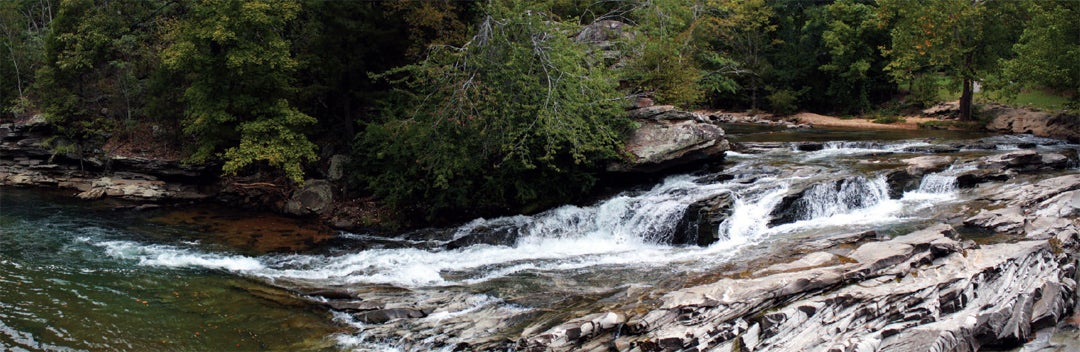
[516,176,1080,352]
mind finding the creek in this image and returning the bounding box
[2,128,1077,351]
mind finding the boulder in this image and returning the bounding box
[610,119,729,173]
[626,105,676,120]
[285,179,334,216]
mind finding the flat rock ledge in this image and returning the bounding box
[519,177,1080,351]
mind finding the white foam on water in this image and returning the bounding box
[82,157,963,292]
[800,141,931,161]
[95,240,265,272]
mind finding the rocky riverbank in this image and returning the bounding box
[1,105,731,231]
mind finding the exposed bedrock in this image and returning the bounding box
[518,174,1080,351]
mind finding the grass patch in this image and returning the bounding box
[983,88,1071,111]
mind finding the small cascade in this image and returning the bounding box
[917,173,958,194]
[772,176,891,224]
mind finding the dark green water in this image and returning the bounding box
[0,189,343,351]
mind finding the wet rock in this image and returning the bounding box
[672,192,734,246]
[756,252,838,276]
[769,177,885,226]
[974,149,1079,174]
[325,300,383,312]
[795,142,825,152]
[792,230,878,253]
[285,179,334,216]
[445,224,521,249]
[883,169,919,198]
[956,169,1011,188]
[526,312,625,349]
[966,175,1080,240]
[965,207,1027,234]
[902,155,955,175]
[354,308,427,324]
[881,156,956,198]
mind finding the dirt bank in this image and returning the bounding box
[791,112,941,130]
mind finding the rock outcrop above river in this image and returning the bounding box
[610,106,730,173]
[1,121,214,201]
[982,103,1080,143]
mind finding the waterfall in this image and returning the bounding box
[781,176,891,222]
[917,173,958,194]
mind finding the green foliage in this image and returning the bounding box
[813,0,889,114]
[905,74,943,108]
[31,0,173,156]
[700,0,777,110]
[358,1,630,221]
[765,88,799,115]
[1001,0,1079,106]
[621,0,704,107]
[0,0,50,120]
[878,0,1025,120]
[163,0,315,183]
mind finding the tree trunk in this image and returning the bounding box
[959,78,973,121]
[959,53,975,121]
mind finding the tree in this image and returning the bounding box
[700,0,777,110]
[812,0,891,114]
[879,0,1023,120]
[1001,0,1079,107]
[0,0,53,119]
[621,0,706,107]
[32,0,173,158]
[358,0,630,222]
[163,0,316,183]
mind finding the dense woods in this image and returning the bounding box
[2,0,1077,222]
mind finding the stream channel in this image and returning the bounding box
[2,127,1077,351]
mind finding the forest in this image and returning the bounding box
[1,0,1077,223]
